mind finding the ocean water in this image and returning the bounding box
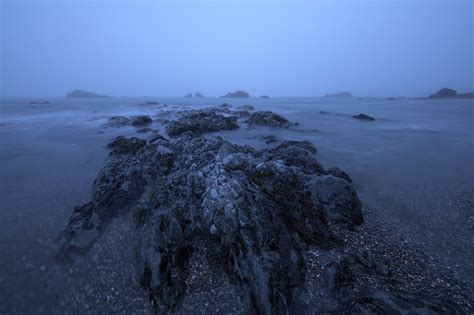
[0,97,473,312]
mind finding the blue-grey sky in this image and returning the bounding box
[1,0,473,97]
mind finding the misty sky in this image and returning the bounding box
[1,0,473,97]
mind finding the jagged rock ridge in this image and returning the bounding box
[57,129,363,313]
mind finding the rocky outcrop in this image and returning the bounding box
[105,115,153,127]
[165,108,239,136]
[131,115,152,126]
[66,89,108,98]
[247,111,291,127]
[429,88,474,99]
[221,91,250,98]
[353,113,375,121]
[195,93,204,98]
[106,136,146,155]
[324,92,352,98]
[56,105,472,313]
[184,93,193,98]
[53,104,473,314]
[57,128,365,314]
[429,88,457,98]
[261,96,270,99]
[106,116,131,127]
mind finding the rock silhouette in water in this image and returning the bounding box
[195,92,205,98]
[428,88,474,99]
[221,90,250,98]
[105,115,152,127]
[430,88,457,98]
[66,89,108,98]
[131,115,152,126]
[247,111,291,127]
[353,113,375,121]
[184,93,193,98]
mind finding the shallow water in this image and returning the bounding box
[0,96,473,312]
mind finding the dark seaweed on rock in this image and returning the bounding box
[56,131,363,314]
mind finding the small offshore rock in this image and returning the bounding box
[221,91,250,98]
[429,88,457,98]
[247,111,291,127]
[131,115,153,126]
[66,89,108,98]
[353,113,375,121]
[106,116,131,127]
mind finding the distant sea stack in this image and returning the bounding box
[195,92,205,98]
[221,90,250,98]
[324,91,352,98]
[428,88,474,99]
[429,88,457,98]
[66,89,108,98]
[353,113,375,121]
[260,95,270,99]
[184,93,193,98]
